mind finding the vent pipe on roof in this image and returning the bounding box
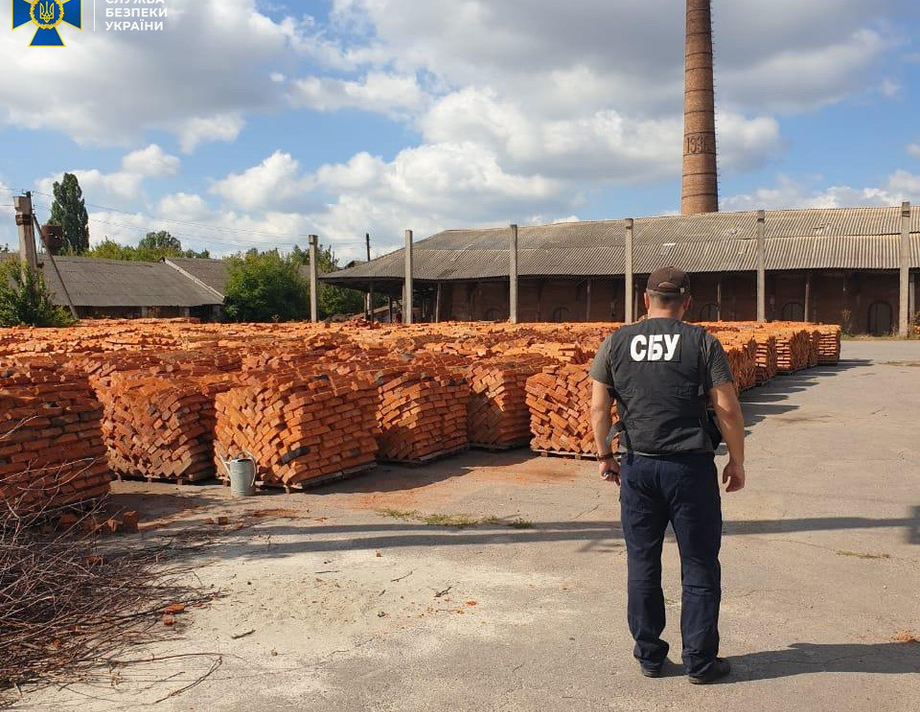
[681,0,719,215]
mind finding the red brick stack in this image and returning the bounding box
[0,358,109,513]
[753,333,778,384]
[466,356,554,448]
[95,373,218,482]
[374,368,471,462]
[773,327,812,373]
[214,371,378,488]
[525,363,615,456]
[816,325,842,365]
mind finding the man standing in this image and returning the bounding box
[589,266,746,684]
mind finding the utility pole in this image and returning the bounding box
[624,218,635,324]
[13,192,38,270]
[308,234,319,323]
[366,232,374,321]
[404,229,414,325]
[32,213,77,319]
[899,202,911,337]
[509,224,519,324]
[756,210,766,322]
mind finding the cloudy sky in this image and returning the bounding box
[1,0,919,261]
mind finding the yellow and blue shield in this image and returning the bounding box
[12,0,81,47]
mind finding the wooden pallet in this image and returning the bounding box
[248,462,378,492]
[533,449,598,461]
[469,439,530,452]
[379,444,469,467]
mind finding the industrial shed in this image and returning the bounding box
[323,206,920,335]
[2,254,224,320]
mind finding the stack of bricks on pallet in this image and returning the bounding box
[465,356,555,448]
[95,373,218,483]
[374,367,470,462]
[816,325,842,364]
[765,325,813,373]
[720,335,758,393]
[214,371,378,489]
[754,334,778,383]
[0,358,109,512]
[525,363,616,456]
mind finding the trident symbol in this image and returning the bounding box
[38,1,56,24]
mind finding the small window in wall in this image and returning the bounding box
[868,301,893,336]
[699,303,719,322]
[551,306,570,323]
[484,308,501,322]
[781,302,805,322]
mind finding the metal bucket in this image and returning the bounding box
[219,452,258,497]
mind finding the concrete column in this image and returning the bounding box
[804,272,813,322]
[756,210,766,322]
[716,273,723,321]
[585,278,592,322]
[509,224,519,324]
[387,296,394,323]
[366,233,373,320]
[308,235,319,323]
[13,193,38,270]
[435,282,442,323]
[404,229,414,325]
[625,218,635,323]
[899,202,911,337]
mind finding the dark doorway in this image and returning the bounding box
[699,303,719,321]
[867,301,893,336]
[781,302,805,322]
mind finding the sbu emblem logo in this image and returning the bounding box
[12,0,82,46]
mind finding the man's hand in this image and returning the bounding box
[722,460,745,492]
[598,455,620,485]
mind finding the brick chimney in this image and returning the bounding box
[681,0,719,215]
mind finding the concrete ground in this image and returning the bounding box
[15,341,920,711]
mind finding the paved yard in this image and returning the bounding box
[17,341,920,711]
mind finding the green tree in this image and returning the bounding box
[0,260,75,327]
[138,230,181,252]
[85,234,210,262]
[49,173,90,254]
[222,250,310,323]
[289,243,364,319]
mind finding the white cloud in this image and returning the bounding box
[121,145,180,177]
[290,72,428,118]
[36,169,143,207]
[907,143,920,158]
[0,0,304,147]
[177,114,246,154]
[157,192,213,221]
[211,151,315,211]
[723,171,920,211]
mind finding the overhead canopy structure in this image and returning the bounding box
[322,207,920,292]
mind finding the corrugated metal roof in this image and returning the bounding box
[323,207,920,284]
[40,257,222,308]
[163,257,229,296]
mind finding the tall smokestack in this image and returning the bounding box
[681,0,718,215]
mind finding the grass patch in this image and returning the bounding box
[377,509,534,530]
[836,550,891,560]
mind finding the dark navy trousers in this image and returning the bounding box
[619,452,722,676]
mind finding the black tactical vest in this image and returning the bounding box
[607,318,718,456]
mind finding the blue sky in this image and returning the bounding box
[1,0,919,261]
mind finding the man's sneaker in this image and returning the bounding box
[688,658,731,685]
[639,664,663,678]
